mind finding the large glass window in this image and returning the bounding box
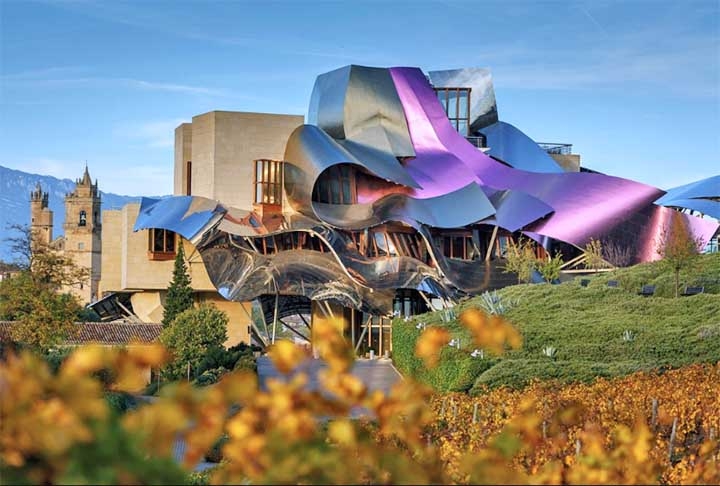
[254,159,283,205]
[434,87,471,135]
[312,164,357,204]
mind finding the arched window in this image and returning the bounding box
[79,210,87,227]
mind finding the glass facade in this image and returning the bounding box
[434,87,471,135]
[254,159,284,205]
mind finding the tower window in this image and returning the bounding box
[434,87,471,135]
[79,210,87,227]
[147,229,177,260]
[254,159,283,205]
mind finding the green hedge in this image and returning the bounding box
[393,253,720,392]
[392,317,496,392]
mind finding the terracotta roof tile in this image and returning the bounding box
[0,321,162,346]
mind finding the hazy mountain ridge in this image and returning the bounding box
[0,165,147,262]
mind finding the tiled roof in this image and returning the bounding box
[0,321,162,345]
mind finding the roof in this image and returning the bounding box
[0,321,162,346]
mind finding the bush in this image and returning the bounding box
[104,391,138,414]
[392,317,496,392]
[160,304,228,380]
[194,367,229,387]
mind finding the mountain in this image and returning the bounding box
[0,165,150,262]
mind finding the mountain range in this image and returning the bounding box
[0,164,149,262]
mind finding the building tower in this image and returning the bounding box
[30,182,53,247]
[64,165,102,304]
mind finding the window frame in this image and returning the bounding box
[254,159,284,205]
[147,228,177,261]
[433,87,472,136]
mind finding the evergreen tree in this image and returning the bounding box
[162,242,194,327]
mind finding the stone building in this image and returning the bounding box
[96,111,304,346]
[30,166,102,304]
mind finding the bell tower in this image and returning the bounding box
[30,182,54,247]
[64,165,102,303]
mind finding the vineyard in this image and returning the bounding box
[1,309,719,484]
[429,364,720,484]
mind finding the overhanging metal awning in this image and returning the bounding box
[88,292,139,322]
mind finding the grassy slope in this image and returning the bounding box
[392,253,720,393]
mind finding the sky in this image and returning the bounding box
[0,0,718,196]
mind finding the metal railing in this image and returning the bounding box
[537,143,573,155]
[465,136,487,149]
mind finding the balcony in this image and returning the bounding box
[465,135,487,149]
[537,143,573,155]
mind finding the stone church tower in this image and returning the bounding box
[63,166,102,304]
[30,182,53,247]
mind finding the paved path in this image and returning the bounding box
[257,356,402,395]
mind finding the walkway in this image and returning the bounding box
[257,356,402,395]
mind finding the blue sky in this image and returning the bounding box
[1,0,718,196]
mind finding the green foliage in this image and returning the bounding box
[503,237,537,283]
[162,243,194,328]
[194,367,229,386]
[583,238,608,270]
[537,252,563,283]
[76,307,101,322]
[104,391,138,415]
[43,347,73,374]
[392,317,497,392]
[470,359,648,392]
[188,469,214,485]
[160,304,228,380]
[476,290,517,315]
[196,342,256,375]
[394,253,720,391]
[656,212,702,298]
[0,272,81,350]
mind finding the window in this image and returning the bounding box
[78,242,85,250]
[435,232,478,260]
[434,87,471,135]
[186,161,192,195]
[254,159,283,205]
[312,164,357,205]
[79,210,87,227]
[147,229,176,260]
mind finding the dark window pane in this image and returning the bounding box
[165,232,175,252]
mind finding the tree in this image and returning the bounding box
[0,272,81,350]
[159,304,228,380]
[656,212,702,298]
[162,242,194,328]
[503,237,538,284]
[0,225,85,350]
[5,224,88,289]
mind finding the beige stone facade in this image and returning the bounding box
[174,111,304,208]
[98,111,304,347]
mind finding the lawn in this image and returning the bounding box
[392,253,720,392]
